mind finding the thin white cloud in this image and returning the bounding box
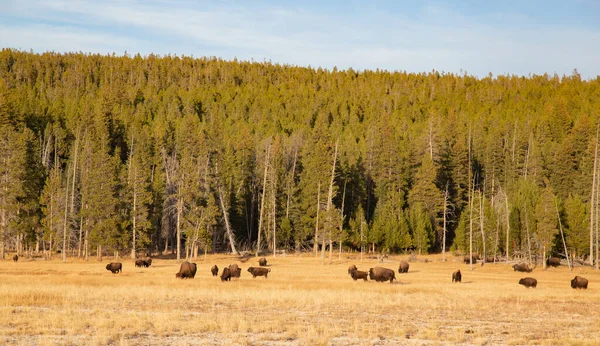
[1,0,599,79]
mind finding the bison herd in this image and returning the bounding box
[134,257,152,268]
[23,251,584,291]
[346,257,590,291]
[174,258,271,282]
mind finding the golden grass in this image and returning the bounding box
[1,254,600,345]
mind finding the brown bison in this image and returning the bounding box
[519,277,537,288]
[258,257,268,266]
[247,267,271,278]
[211,265,219,276]
[398,261,409,273]
[221,267,231,282]
[369,267,396,283]
[546,257,560,268]
[348,264,357,275]
[175,262,197,279]
[229,264,240,278]
[485,256,497,263]
[571,276,588,289]
[144,257,152,267]
[464,255,478,264]
[106,262,122,274]
[12,254,18,262]
[513,263,533,272]
[351,270,368,281]
[135,259,145,267]
[452,269,462,283]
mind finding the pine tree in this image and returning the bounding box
[535,185,559,265]
[410,202,433,254]
[563,194,589,259]
[0,125,28,258]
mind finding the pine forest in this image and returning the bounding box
[2,49,600,265]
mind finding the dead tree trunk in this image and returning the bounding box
[591,122,599,266]
[218,187,238,255]
[479,190,486,264]
[314,181,321,257]
[325,141,338,265]
[469,175,475,271]
[62,167,70,263]
[257,144,270,256]
[555,200,571,271]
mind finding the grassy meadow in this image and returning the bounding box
[1,253,599,345]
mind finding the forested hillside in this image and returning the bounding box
[1,49,599,262]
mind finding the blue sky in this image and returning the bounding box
[1,0,599,79]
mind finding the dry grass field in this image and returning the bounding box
[1,253,600,345]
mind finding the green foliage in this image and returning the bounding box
[535,186,558,255]
[0,49,599,257]
[562,194,589,258]
[410,203,433,254]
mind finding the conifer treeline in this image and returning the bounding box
[1,49,599,261]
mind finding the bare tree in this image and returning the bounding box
[217,186,238,255]
[314,181,321,257]
[591,122,599,267]
[257,143,271,256]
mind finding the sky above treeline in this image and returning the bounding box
[1,0,599,79]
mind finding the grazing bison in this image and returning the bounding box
[144,258,152,267]
[348,264,358,275]
[221,267,231,282]
[135,259,145,267]
[106,262,122,274]
[546,257,561,268]
[350,270,368,281]
[452,269,462,283]
[175,262,197,279]
[12,254,18,262]
[258,257,267,266]
[211,265,219,276]
[369,267,396,283]
[398,261,409,274]
[463,255,478,264]
[485,256,497,263]
[519,277,537,288]
[229,264,241,278]
[571,276,588,289]
[513,263,533,272]
[247,267,271,278]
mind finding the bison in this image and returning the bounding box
[144,258,152,267]
[211,265,219,276]
[221,267,231,282]
[485,256,497,263]
[258,257,268,266]
[175,262,197,279]
[398,261,409,274]
[106,262,122,274]
[229,264,241,278]
[571,276,588,289]
[247,267,271,278]
[463,255,479,264]
[546,257,561,268]
[12,254,18,262]
[369,267,395,283]
[350,270,368,281]
[452,269,462,283]
[513,263,533,272]
[519,277,537,288]
[135,259,145,267]
[348,264,358,275]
